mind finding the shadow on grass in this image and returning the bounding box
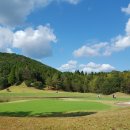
[0,111,96,117]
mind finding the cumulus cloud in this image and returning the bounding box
[62,0,80,5]
[73,5,130,58]
[58,60,77,72]
[114,35,130,50]
[122,3,130,15]
[73,42,108,57]
[6,48,13,53]
[0,27,13,52]
[0,0,52,26]
[58,61,115,73]
[0,0,81,26]
[0,25,56,58]
[13,25,56,58]
[125,18,130,35]
[0,0,81,57]
[104,18,130,55]
[79,62,115,73]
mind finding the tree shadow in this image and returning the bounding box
[0,111,96,117]
[37,111,96,117]
[0,111,32,117]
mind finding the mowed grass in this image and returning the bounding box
[0,83,130,102]
[0,99,111,117]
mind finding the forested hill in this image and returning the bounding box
[0,52,130,95]
[0,52,59,89]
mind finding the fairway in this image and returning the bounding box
[0,99,111,117]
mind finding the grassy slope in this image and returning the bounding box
[0,82,43,93]
[0,83,130,98]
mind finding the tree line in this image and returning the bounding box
[0,53,130,95]
[44,70,130,94]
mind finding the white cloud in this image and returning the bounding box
[73,42,108,57]
[58,61,115,73]
[125,18,130,35]
[74,18,130,57]
[73,3,130,58]
[79,62,115,73]
[0,0,81,26]
[62,0,80,5]
[13,25,56,58]
[104,19,130,55]
[0,0,52,26]
[103,5,130,55]
[0,0,81,57]
[58,60,77,72]
[73,46,99,57]
[114,35,130,49]
[6,48,13,53]
[122,3,130,15]
[0,27,13,52]
[0,25,56,59]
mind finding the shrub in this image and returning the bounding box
[25,80,33,87]
[0,77,8,90]
[33,81,43,89]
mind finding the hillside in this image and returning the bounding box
[0,52,59,90]
[0,82,44,93]
[0,52,130,95]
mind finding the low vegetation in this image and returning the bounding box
[0,98,9,103]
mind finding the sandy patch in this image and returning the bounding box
[1,100,31,104]
[116,102,130,106]
[61,98,85,102]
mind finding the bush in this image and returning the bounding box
[33,81,43,89]
[25,80,33,87]
[15,81,22,86]
[0,77,8,90]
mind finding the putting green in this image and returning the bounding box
[0,99,111,117]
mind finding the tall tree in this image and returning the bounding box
[8,67,16,85]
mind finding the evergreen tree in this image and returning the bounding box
[8,67,16,85]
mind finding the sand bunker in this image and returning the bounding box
[116,102,130,106]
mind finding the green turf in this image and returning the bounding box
[0,90,130,117]
[0,92,130,102]
[80,97,130,101]
[0,99,111,117]
[0,92,92,97]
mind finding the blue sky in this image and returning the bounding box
[0,0,130,73]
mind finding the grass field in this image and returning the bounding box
[0,99,112,117]
[0,83,130,130]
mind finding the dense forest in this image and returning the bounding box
[0,52,130,95]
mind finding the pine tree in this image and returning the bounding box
[8,67,16,85]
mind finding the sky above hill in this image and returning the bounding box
[0,0,130,73]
